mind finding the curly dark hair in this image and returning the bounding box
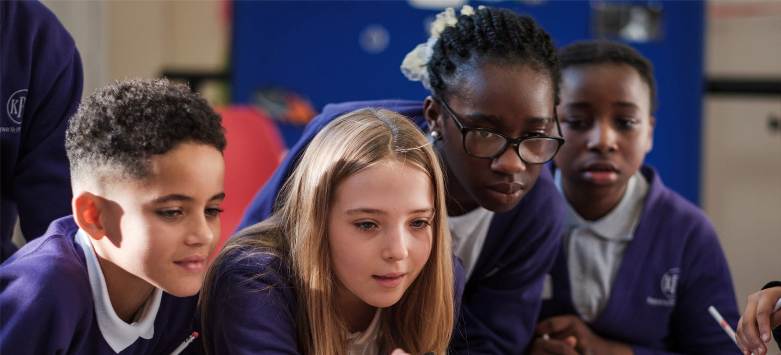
[427,7,560,104]
[558,40,657,111]
[66,78,226,181]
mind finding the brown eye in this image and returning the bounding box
[205,207,224,218]
[156,209,183,219]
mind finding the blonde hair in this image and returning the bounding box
[201,108,454,354]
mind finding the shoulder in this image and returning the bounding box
[1,230,91,324]
[2,0,77,55]
[207,241,294,304]
[504,168,567,240]
[642,166,716,240]
[0,234,90,296]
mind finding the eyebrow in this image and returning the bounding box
[152,192,226,204]
[345,207,435,215]
[613,101,640,110]
[565,101,640,110]
[462,113,554,128]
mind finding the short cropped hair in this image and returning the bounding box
[65,78,226,183]
[558,40,657,111]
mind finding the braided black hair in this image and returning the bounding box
[427,7,560,104]
[558,40,657,111]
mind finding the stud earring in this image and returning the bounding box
[430,131,441,140]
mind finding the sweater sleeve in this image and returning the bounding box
[11,1,83,244]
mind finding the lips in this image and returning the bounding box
[487,181,524,195]
[581,161,620,184]
[582,161,619,173]
[372,272,406,288]
[174,255,207,272]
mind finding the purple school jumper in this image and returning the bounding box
[541,166,741,355]
[201,236,466,354]
[0,216,201,354]
[1,0,83,261]
[237,100,566,353]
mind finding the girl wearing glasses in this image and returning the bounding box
[237,5,567,353]
[535,40,739,355]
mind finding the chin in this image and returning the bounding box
[479,194,524,213]
[364,293,404,309]
[161,282,202,298]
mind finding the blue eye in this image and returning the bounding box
[410,219,431,230]
[354,221,378,231]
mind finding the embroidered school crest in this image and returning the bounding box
[6,89,28,125]
[660,268,680,299]
[646,267,679,307]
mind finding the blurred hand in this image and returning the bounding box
[737,286,781,355]
[536,315,633,355]
[529,335,578,355]
[390,348,410,355]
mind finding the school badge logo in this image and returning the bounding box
[646,267,679,307]
[6,89,28,125]
[660,268,680,299]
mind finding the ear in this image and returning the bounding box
[422,96,444,135]
[73,192,107,240]
[645,115,656,153]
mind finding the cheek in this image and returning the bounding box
[328,226,369,277]
[409,232,433,270]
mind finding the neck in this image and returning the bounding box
[442,160,479,216]
[94,252,155,322]
[335,284,375,333]
[562,181,627,221]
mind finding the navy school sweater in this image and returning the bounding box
[541,166,741,355]
[0,216,201,354]
[238,100,567,353]
[0,0,82,261]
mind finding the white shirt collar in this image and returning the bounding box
[75,230,162,353]
[555,170,648,241]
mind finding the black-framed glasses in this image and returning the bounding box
[435,97,565,164]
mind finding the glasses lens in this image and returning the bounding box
[464,130,507,158]
[518,137,561,163]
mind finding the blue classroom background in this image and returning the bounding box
[231,1,705,205]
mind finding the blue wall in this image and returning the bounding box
[232,0,704,204]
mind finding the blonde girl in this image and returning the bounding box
[200,108,456,354]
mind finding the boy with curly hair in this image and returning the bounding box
[0,79,226,354]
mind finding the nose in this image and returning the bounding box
[185,214,217,247]
[587,121,618,153]
[490,144,527,174]
[381,225,409,261]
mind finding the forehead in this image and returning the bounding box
[109,143,225,199]
[560,64,650,106]
[332,160,433,209]
[448,62,555,124]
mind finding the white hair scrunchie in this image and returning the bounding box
[400,5,479,90]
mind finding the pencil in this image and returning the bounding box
[708,305,738,346]
[170,331,199,355]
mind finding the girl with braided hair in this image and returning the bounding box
[238,5,567,353]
